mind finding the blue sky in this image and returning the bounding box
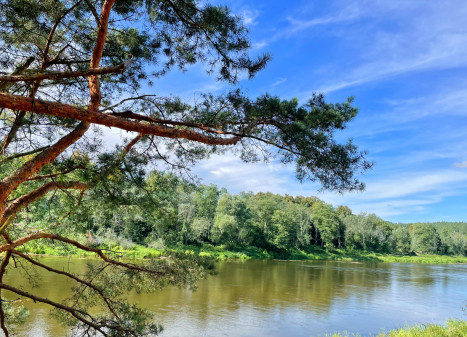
[130,0,467,223]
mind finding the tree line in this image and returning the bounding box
[26,170,467,257]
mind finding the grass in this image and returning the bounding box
[327,319,467,336]
[318,249,467,264]
[19,239,467,264]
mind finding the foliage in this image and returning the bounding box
[327,319,467,337]
[1,300,29,328]
[410,223,441,254]
[25,171,467,261]
[312,203,341,248]
[22,239,467,264]
[392,226,411,254]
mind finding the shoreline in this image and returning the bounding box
[18,242,467,264]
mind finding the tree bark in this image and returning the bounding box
[0,181,88,228]
[0,93,241,145]
[0,122,89,205]
[0,63,128,83]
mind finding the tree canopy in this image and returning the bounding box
[0,0,372,335]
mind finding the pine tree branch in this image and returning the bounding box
[0,93,241,146]
[0,57,35,91]
[0,282,107,336]
[42,1,83,67]
[0,63,129,83]
[0,122,89,206]
[0,233,166,276]
[0,251,11,337]
[26,165,85,181]
[0,146,50,166]
[0,181,88,229]
[11,250,122,322]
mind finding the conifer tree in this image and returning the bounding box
[0,0,371,335]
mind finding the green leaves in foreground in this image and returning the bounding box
[1,299,29,328]
[49,252,216,336]
[182,92,373,192]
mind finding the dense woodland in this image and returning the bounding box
[21,170,467,257]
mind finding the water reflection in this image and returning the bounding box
[4,258,466,337]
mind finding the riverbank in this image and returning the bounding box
[19,240,467,264]
[328,319,466,336]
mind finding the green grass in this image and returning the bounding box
[327,319,467,336]
[19,239,467,264]
[375,253,467,264]
[318,249,467,264]
[19,239,165,259]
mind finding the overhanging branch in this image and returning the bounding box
[1,181,88,229]
[0,93,241,146]
[0,233,165,276]
[0,146,50,164]
[27,165,85,181]
[0,63,128,83]
[0,282,106,336]
[0,122,89,205]
[11,250,122,321]
[0,251,11,337]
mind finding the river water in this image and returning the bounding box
[3,258,466,336]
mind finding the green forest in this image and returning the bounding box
[21,170,467,259]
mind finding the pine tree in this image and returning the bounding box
[0,1,371,335]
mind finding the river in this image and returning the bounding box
[3,258,466,336]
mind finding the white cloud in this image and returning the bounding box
[272,78,287,86]
[308,169,467,219]
[96,126,137,150]
[337,198,441,218]
[240,9,260,26]
[192,147,467,221]
[314,48,467,94]
[252,41,268,50]
[454,161,467,169]
[181,81,225,97]
[362,171,467,200]
[195,153,291,194]
[278,2,365,39]
[382,88,467,120]
[279,1,467,94]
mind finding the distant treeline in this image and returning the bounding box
[23,171,467,256]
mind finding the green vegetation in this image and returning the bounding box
[327,319,467,337]
[0,0,463,335]
[22,236,467,265]
[21,171,466,264]
[0,0,370,334]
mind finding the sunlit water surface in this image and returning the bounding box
[4,258,466,336]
